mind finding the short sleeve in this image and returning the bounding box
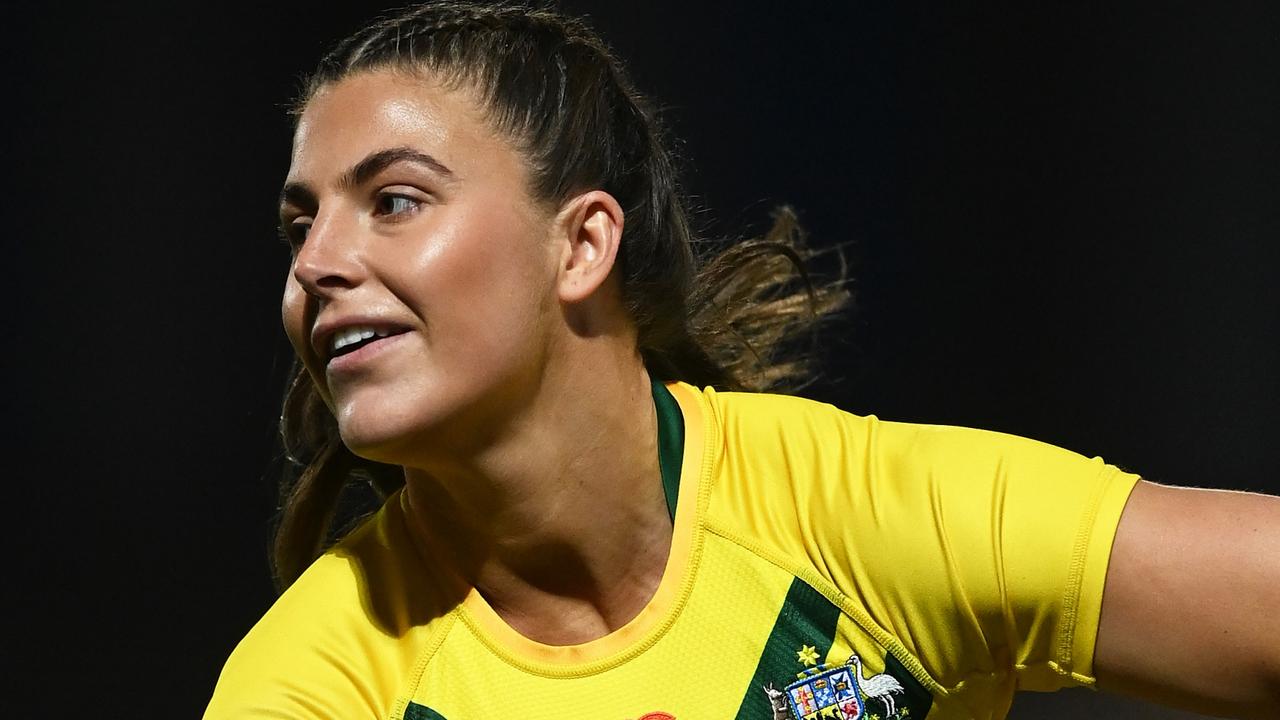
[204,494,440,720]
[703,391,1141,693]
[203,553,385,720]
[844,419,1141,690]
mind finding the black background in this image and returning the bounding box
[6,3,1276,718]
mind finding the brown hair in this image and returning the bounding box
[272,1,850,589]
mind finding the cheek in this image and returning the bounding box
[456,241,553,348]
[281,278,332,404]
[410,210,553,324]
[281,279,309,354]
[464,208,555,300]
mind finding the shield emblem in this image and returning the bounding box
[785,665,864,719]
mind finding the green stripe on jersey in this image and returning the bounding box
[733,577,842,720]
[403,702,447,720]
[652,379,684,522]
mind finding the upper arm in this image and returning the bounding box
[203,552,403,720]
[1095,480,1280,719]
[204,609,385,720]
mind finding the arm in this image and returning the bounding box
[1095,480,1280,719]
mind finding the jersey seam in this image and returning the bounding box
[449,586,695,678]
[1014,661,1097,687]
[704,517,958,697]
[1054,463,1120,678]
[398,609,460,720]
[440,517,711,679]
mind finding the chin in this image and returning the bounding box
[330,373,520,465]
[336,427,417,467]
[330,403,401,462]
[333,397,456,467]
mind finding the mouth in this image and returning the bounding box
[318,324,411,365]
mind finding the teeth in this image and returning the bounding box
[330,326,391,355]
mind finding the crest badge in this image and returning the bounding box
[764,651,909,720]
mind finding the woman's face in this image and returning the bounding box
[280,69,563,462]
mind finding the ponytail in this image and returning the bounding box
[270,2,849,590]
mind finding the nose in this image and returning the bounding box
[291,209,365,298]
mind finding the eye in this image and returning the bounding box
[373,189,424,218]
[278,218,311,249]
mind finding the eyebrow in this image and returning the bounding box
[278,146,455,209]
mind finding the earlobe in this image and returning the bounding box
[557,190,624,304]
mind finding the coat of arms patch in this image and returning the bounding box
[764,651,908,720]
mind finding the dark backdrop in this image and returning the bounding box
[5,3,1276,718]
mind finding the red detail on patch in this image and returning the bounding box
[635,714,675,720]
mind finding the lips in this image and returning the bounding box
[311,317,411,364]
[330,325,400,358]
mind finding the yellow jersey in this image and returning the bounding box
[206,382,1139,720]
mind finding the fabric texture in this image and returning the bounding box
[205,383,1139,720]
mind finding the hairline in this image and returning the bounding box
[292,62,568,211]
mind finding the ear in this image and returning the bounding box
[554,190,625,304]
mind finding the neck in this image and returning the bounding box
[402,337,673,645]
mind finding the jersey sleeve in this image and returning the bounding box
[857,419,1140,691]
[203,553,388,720]
[204,495,437,720]
[706,391,1141,692]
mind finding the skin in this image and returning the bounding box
[280,69,671,643]
[278,67,1280,714]
[1095,481,1280,718]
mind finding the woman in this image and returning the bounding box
[206,3,1279,718]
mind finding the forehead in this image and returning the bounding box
[288,69,514,184]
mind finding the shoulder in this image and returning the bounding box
[700,385,1119,488]
[205,493,456,719]
[697,386,1015,497]
[695,385,1139,600]
[695,388,1141,689]
[697,386,874,467]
